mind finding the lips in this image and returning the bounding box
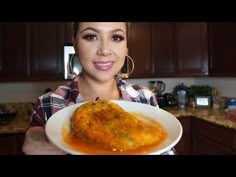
[94,61,114,71]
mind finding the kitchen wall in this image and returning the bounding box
[127,78,195,93]
[0,81,67,103]
[128,78,236,98]
[0,78,236,103]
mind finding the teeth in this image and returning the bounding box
[96,62,112,66]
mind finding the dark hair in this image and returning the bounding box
[72,22,79,38]
[72,22,130,38]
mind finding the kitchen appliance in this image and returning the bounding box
[149,80,177,107]
[64,43,81,80]
[0,111,16,125]
[64,42,131,80]
[163,93,177,107]
[154,81,167,108]
[156,81,165,95]
[157,93,178,108]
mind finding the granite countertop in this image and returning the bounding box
[0,102,33,134]
[163,106,236,130]
[1,102,236,134]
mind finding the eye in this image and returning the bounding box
[112,35,125,42]
[82,34,98,41]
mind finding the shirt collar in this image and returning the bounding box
[68,74,141,102]
[115,75,141,99]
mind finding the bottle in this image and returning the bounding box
[177,90,187,109]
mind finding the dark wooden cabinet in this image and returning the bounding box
[128,22,153,78]
[208,22,236,76]
[29,22,65,80]
[0,23,30,81]
[0,22,66,82]
[128,22,208,78]
[65,22,73,42]
[192,118,236,154]
[192,132,234,154]
[152,22,208,77]
[173,116,236,155]
[175,117,192,154]
[152,22,176,77]
[4,22,236,81]
[0,133,25,155]
[175,23,208,77]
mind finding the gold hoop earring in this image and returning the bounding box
[68,53,82,78]
[118,55,135,78]
[68,54,77,76]
[126,55,134,76]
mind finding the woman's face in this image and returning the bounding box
[73,22,128,82]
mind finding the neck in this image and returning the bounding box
[79,74,120,101]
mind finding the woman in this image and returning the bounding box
[22,22,171,155]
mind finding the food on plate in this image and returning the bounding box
[70,99,168,152]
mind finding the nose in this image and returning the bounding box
[97,40,112,56]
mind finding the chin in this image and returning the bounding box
[94,72,116,82]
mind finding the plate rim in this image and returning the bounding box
[45,100,183,155]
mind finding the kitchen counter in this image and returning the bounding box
[1,102,236,134]
[0,102,33,134]
[163,106,236,130]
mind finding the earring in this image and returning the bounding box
[126,55,134,76]
[68,53,77,76]
[118,55,135,78]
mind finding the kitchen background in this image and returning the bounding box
[1,22,236,103]
[1,22,236,155]
[1,78,236,103]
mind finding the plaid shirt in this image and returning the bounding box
[29,74,176,155]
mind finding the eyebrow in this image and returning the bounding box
[79,27,125,34]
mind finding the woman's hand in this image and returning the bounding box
[22,126,67,155]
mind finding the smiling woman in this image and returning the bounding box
[63,43,132,80]
[72,22,128,87]
[22,22,169,155]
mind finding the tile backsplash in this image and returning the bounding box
[0,78,236,103]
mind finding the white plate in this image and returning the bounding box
[45,100,182,155]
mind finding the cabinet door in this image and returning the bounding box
[0,23,29,81]
[175,22,208,77]
[152,22,176,77]
[0,133,25,155]
[192,132,233,154]
[29,22,65,80]
[128,22,152,78]
[192,118,235,154]
[15,133,25,155]
[65,22,73,42]
[209,22,236,76]
[152,22,208,78]
[175,117,192,154]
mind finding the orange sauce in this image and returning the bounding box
[62,112,168,155]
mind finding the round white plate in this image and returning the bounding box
[45,100,182,155]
